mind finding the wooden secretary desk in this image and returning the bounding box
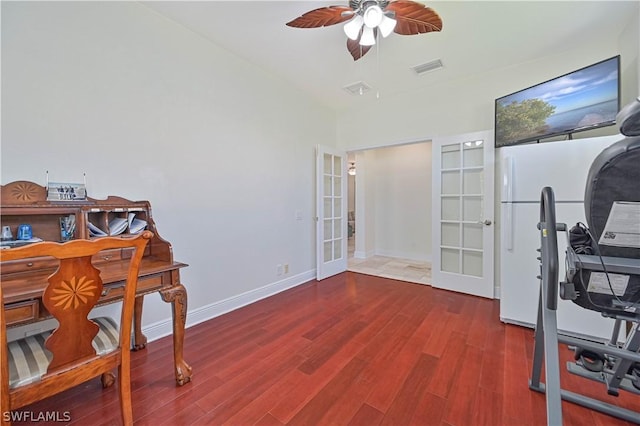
[0,181,192,386]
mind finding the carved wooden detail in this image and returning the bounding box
[1,181,47,205]
[43,257,102,371]
[160,284,192,385]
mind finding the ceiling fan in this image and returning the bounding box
[286,0,442,61]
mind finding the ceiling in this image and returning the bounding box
[141,1,638,112]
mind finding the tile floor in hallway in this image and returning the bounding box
[347,237,431,285]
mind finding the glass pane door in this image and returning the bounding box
[433,131,494,298]
[317,145,347,280]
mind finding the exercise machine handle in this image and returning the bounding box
[540,186,559,311]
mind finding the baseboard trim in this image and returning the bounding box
[141,269,316,343]
[353,250,374,259]
[374,249,432,263]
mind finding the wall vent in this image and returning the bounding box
[411,59,444,75]
[343,81,372,96]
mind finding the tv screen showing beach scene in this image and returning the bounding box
[495,56,620,147]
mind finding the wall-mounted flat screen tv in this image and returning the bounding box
[495,56,620,147]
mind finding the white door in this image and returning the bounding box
[432,130,495,298]
[316,145,348,280]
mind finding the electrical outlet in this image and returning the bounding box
[284,263,289,274]
[277,264,283,275]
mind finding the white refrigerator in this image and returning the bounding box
[499,134,622,339]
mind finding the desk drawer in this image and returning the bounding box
[93,248,124,264]
[5,300,39,326]
[92,247,149,264]
[100,275,164,303]
[137,275,164,293]
[1,257,57,275]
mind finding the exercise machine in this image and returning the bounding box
[530,98,640,424]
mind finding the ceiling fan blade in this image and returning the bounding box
[346,28,375,61]
[385,0,443,35]
[347,38,372,61]
[286,6,354,28]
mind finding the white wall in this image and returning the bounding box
[353,150,376,258]
[347,174,355,216]
[619,0,640,97]
[1,2,335,338]
[370,143,432,261]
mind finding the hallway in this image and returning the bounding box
[347,237,431,285]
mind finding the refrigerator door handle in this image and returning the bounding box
[503,156,514,251]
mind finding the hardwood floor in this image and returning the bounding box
[11,272,640,425]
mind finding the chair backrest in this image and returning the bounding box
[1,231,152,424]
[584,135,640,258]
[571,137,640,317]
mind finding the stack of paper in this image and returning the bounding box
[88,222,107,237]
[127,212,147,234]
[88,214,148,237]
[108,217,128,236]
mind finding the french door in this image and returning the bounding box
[432,130,495,298]
[316,145,348,280]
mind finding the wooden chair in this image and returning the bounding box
[1,231,153,425]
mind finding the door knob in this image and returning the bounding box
[478,219,492,226]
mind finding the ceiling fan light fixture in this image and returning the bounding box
[378,15,396,37]
[360,26,376,46]
[286,0,443,61]
[363,4,383,28]
[344,14,364,40]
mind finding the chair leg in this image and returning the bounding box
[118,364,133,425]
[101,372,115,388]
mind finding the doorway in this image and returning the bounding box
[346,142,432,285]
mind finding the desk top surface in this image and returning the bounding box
[1,256,188,304]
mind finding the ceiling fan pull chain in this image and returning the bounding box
[376,29,380,99]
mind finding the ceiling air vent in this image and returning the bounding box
[343,81,372,96]
[411,59,443,75]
